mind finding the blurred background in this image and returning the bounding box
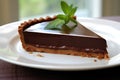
[0,0,120,26]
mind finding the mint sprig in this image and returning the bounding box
[45,1,78,33]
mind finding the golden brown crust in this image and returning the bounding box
[23,44,109,59]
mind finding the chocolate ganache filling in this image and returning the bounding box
[23,21,107,53]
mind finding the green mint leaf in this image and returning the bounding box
[67,4,73,15]
[69,7,77,17]
[57,14,69,24]
[57,14,66,20]
[61,1,69,14]
[65,16,69,24]
[45,19,65,30]
[45,1,78,34]
[69,4,73,10]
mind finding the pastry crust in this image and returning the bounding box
[24,44,109,59]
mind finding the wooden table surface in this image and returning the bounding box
[0,16,120,80]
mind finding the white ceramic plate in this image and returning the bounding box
[0,18,120,71]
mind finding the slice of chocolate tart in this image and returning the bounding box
[18,16,109,59]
